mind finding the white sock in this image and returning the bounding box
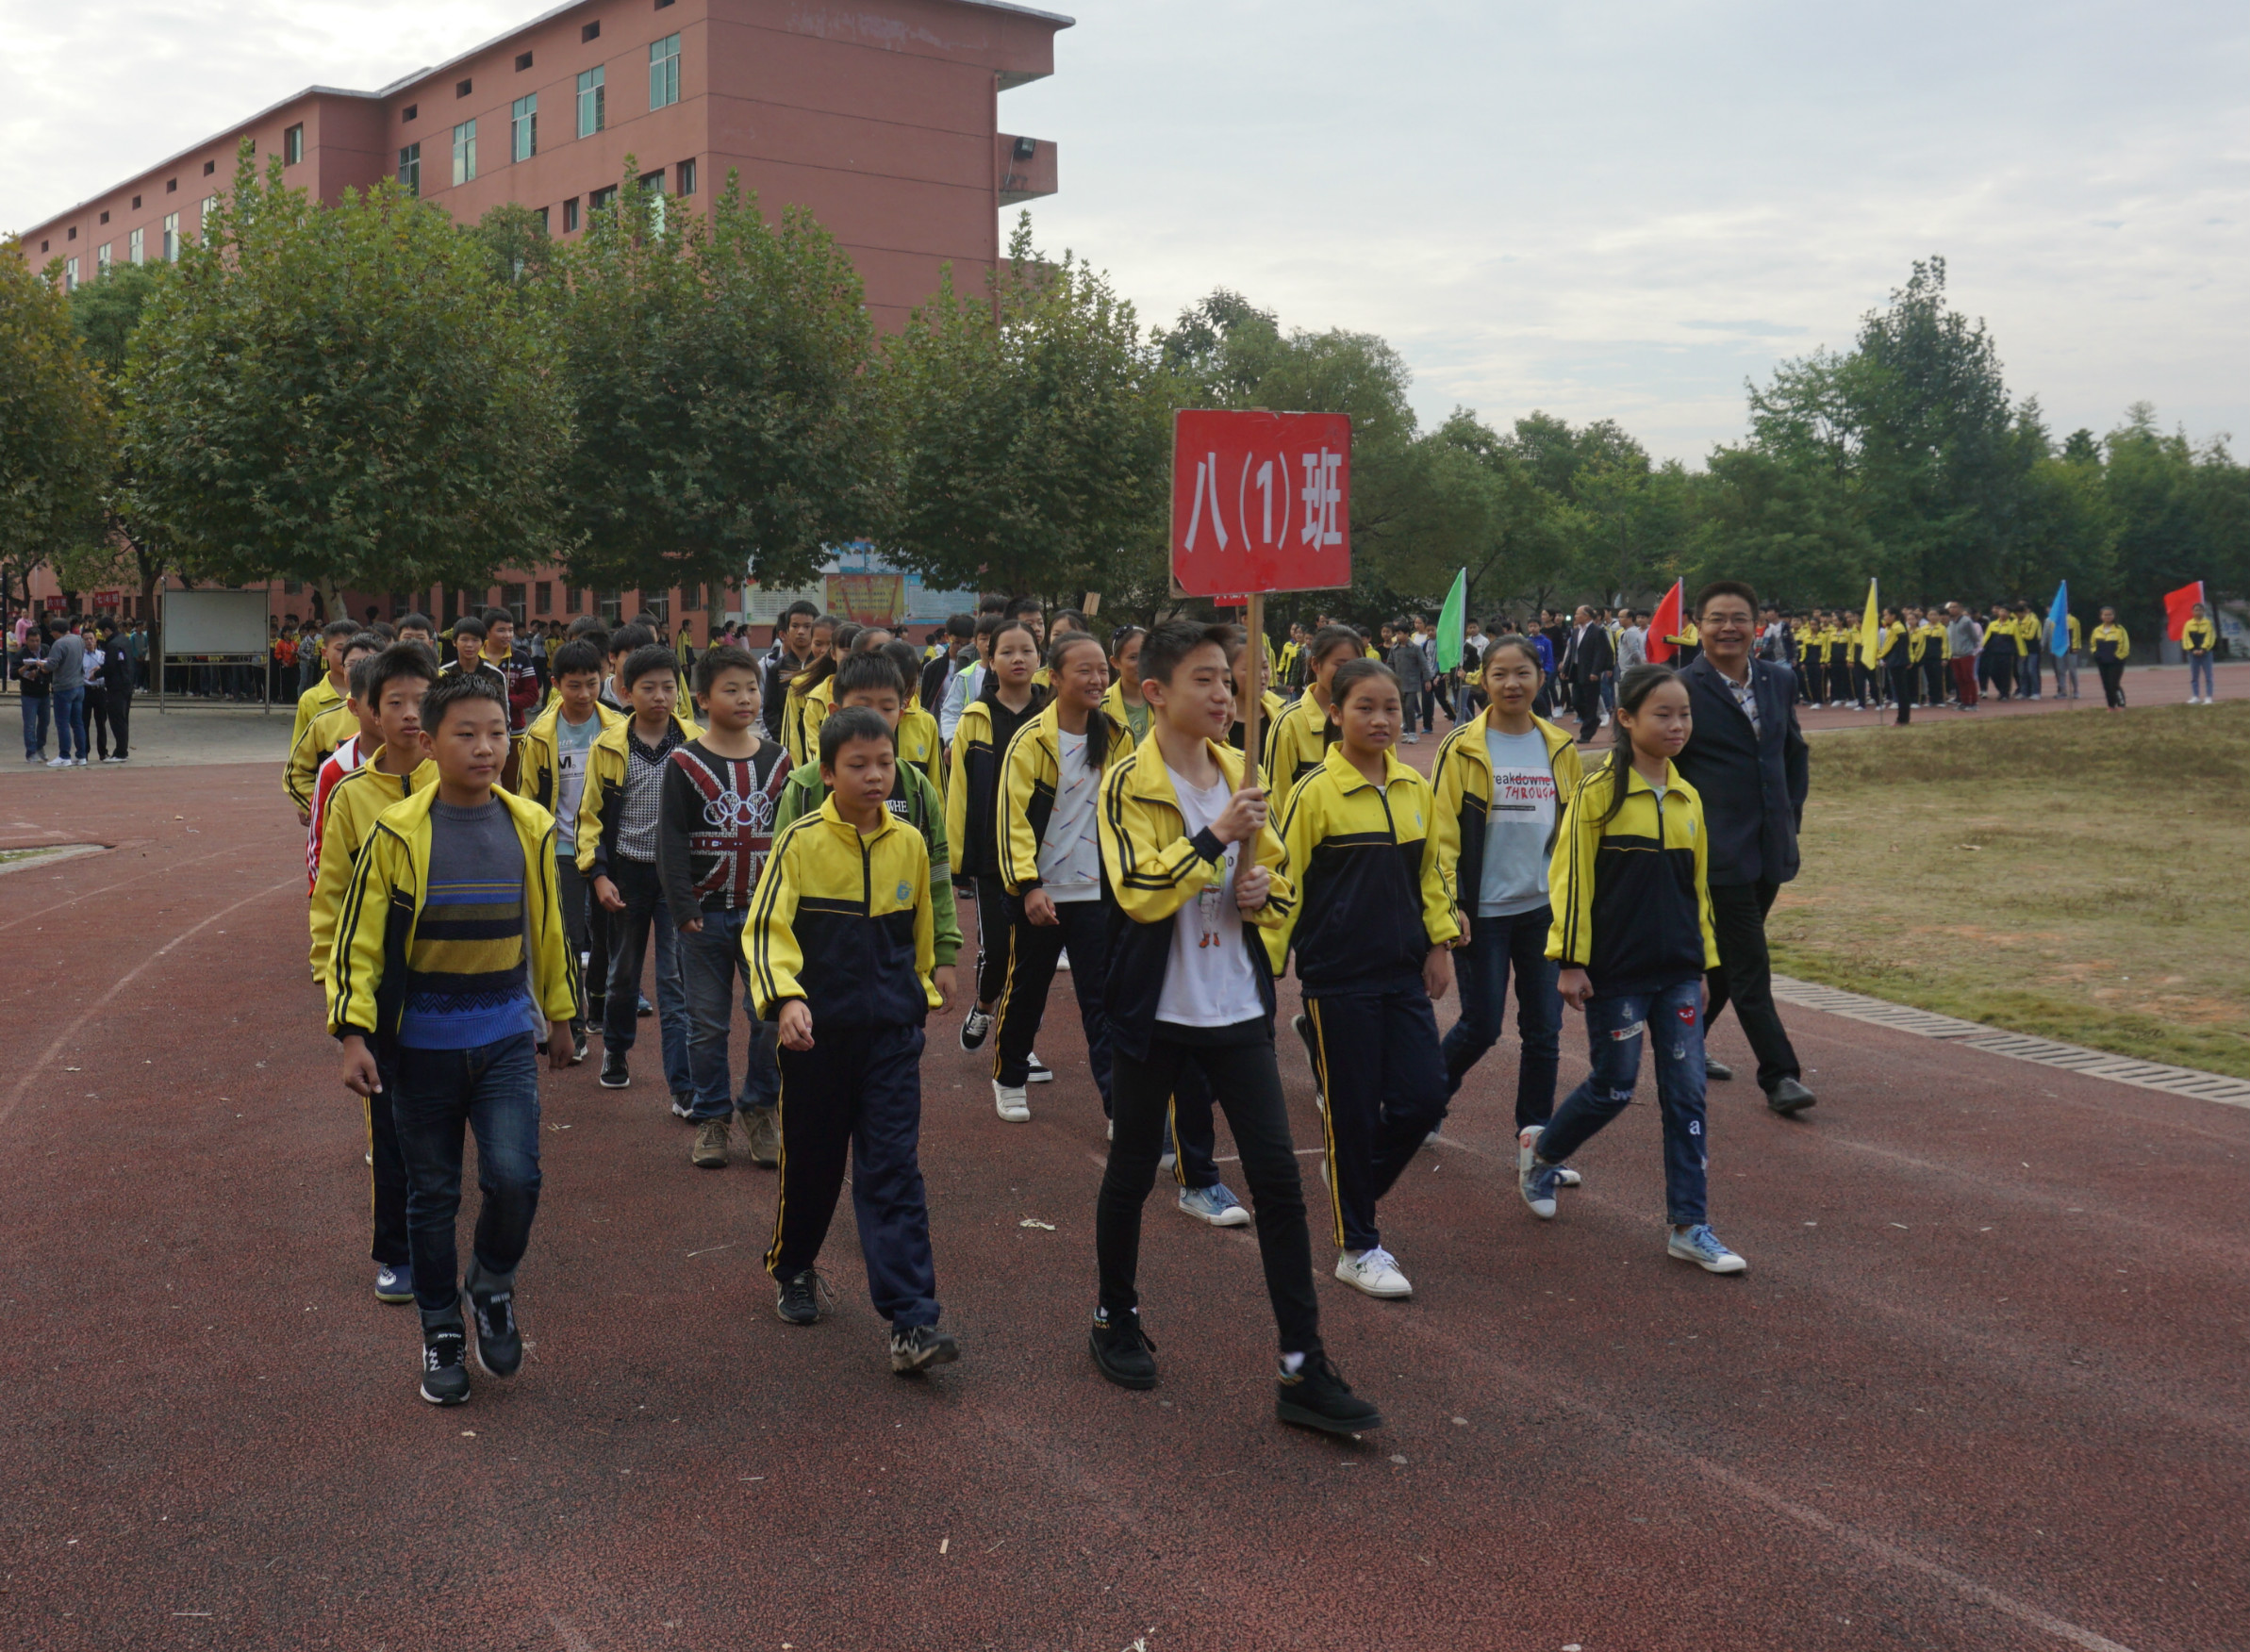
[1281,1350,1307,1375]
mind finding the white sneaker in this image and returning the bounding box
[1056,948,1070,972]
[46,757,69,768]
[1025,1051,1053,1083]
[992,1081,1031,1123]
[1335,1247,1413,1298]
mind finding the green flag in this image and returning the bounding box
[1435,568,1467,672]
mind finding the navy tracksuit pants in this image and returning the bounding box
[992,897,1112,1103]
[1302,984,1448,1253]
[769,1022,939,1329]
[367,1049,408,1268]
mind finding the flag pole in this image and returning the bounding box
[1235,591,1266,898]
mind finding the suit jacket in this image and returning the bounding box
[1673,654,1809,887]
[1563,623,1614,684]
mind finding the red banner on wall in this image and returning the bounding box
[826,572,906,626]
[1170,410,1352,597]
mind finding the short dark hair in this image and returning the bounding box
[552,639,604,679]
[834,651,904,702]
[342,631,385,662]
[977,590,1010,616]
[880,638,923,694]
[421,669,506,732]
[782,600,819,625]
[1694,580,1760,619]
[620,642,678,691]
[1138,620,1233,687]
[1051,608,1087,636]
[322,618,360,642]
[1005,595,1043,620]
[396,612,433,634]
[820,704,896,767]
[361,641,438,707]
[945,611,976,640]
[974,613,1006,643]
[606,621,655,658]
[1329,657,1400,709]
[452,615,488,641]
[566,615,608,643]
[1309,623,1363,667]
[481,606,515,629]
[692,642,762,697]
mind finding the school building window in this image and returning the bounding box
[589,184,618,214]
[649,34,681,109]
[128,226,144,265]
[511,93,538,162]
[535,582,554,616]
[503,583,528,623]
[398,144,421,195]
[97,243,112,273]
[161,212,180,260]
[562,196,580,232]
[199,195,217,234]
[577,67,605,138]
[565,586,584,615]
[453,120,477,186]
[284,124,305,165]
[676,157,696,195]
[63,256,78,290]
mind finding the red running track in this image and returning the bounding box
[0,764,2242,1651]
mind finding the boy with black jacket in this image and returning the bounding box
[658,644,792,1169]
[1087,620,1381,1435]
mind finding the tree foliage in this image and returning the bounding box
[0,237,110,610]
[554,167,884,600]
[122,149,569,611]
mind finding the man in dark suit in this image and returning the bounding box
[1672,580,1817,1115]
[1561,604,1615,745]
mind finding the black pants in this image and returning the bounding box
[1889,661,1914,724]
[769,1022,938,1329]
[85,686,110,757]
[1572,675,1602,743]
[555,852,592,1031]
[2097,658,2126,707]
[365,1049,408,1267]
[992,897,1112,1102]
[1303,986,1448,1253]
[1097,1026,1322,1356]
[1922,654,1947,706]
[972,874,1011,1007]
[1703,879,1801,1093]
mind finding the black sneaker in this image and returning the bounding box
[465,1269,522,1378]
[1766,1076,1817,1115]
[775,1268,830,1326]
[570,1029,588,1066]
[889,1324,961,1375]
[1706,1059,1735,1082]
[1276,1352,1381,1435]
[420,1320,472,1406]
[958,1007,993,1051]
[1294,1012,1324,1108]
[599,1050,630,1088]
[1088,1307,1158,1390]
[637,994,654,1017]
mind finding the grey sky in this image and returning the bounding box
[7,0,2245,461]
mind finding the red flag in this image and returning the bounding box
[1646,578,1685,664]
[2163,580,2208,641]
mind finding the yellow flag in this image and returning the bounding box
[1860,579,1882,669]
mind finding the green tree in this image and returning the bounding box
[67,259,182,634]
[882,215,1174,610]
[556,167,883,603]
[0,238,110,617]
[123,149,569,616]
[465,202,559,289]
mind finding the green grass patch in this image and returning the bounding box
[1773,700,2250,1078]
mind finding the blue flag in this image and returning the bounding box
[2047,580,2071,657]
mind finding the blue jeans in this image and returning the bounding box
[678,905,778,1121]
[51,686,85,760]
[1441,905,1562,1131]
[390,1032,543,1316]
[2190,654,2214,698]
[2018,653,2042,696]
[602,856,691,1099]
[1536,979,1709,1226]
[20,694,49,758]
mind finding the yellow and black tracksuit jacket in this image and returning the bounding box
[1267,746,1457,992]
[2182,618,2216,653]
[898,702,944,797]
[943,696,1045,880]
[285,692,355,812]
[1428,713,1582,925]
[308,749,437,986]
[773,756,962,967]
[1878,621,1906,665]
[999,701,1129,897]
[512,699,623,815]
[1228,688,1288,766]
[1096,733,1294,1060]
[326,785,578,1042]
[1100,680,1150,742]
[1263,691,1339,810]
[782,675,834,767]
[2091,622,2129,662]
[287,677,346,804]
[743,799,938,1027]
[574,710,703,875]
[1545,761,1719,998]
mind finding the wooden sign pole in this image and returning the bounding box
[1234,590,1266,897]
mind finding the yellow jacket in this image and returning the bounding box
[2182,618,2216,653]
[287,701,363,814]
[1429,713,1581,923]
[743,797,937,1024]
[1097,733,1295,1059]
[285,682,348,809]
[1263,691,1337,810]
[782,676,835,766]
[575,710,703,874]
[898,703,944,797]
[1100,680,1150,744]
[2090,622,2129,661]
[1268,745,1456,989]
[513,698,624,816]
[326,785,577,1041]
[999,701,1128,896]
[308,750,437,985]
[1545,760,1719,995]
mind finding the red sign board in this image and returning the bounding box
[1169,409,1351,597]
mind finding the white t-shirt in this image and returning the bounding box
[1153,764,1264,1029]
[1039,728,1102,902]
[552,711,602,851]
[1479,726,1558,917]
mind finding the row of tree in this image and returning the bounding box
[3,150,2241,645]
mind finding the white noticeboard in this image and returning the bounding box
[162,589,270,656]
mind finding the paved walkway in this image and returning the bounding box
[0,764,2238,1651]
